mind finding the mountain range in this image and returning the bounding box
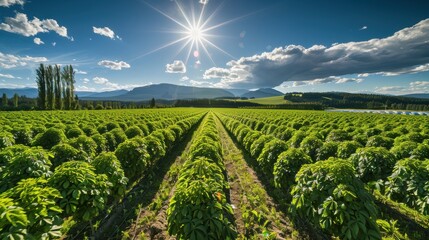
[1,84,428,101]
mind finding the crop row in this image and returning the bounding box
[217,109,429,220]
[217,110,429,240]
[0,109,204,239]
[167,113,237,240]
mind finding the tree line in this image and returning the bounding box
[36,64,78,110]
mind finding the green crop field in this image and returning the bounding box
[229,96,291,105]
[0,108,428,239]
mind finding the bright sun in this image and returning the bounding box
[189,26,203,42]
[140,0,236,65]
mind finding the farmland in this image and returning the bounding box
[0,108,429,239]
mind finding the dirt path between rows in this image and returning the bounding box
[127,115,209,240]
[214,115,295,239]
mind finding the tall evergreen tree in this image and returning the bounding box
[36,64,47,109]
[46,65,54,110]
[61,65,75,110]
[54,65,62,110]
[2,93,7,107]
[13,93,18,108]
[150,98,156,108]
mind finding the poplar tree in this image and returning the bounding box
[36,64,47,109]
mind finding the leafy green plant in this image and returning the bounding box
[11,127,33,145]
[115,138,150,181]
[125,126,143,139]
[326,129,351,142]
[66,127,84,139]
[290,159,380,239]
[69,135,97,158]
[1,178,63,239]
[92,152,128,199]
[50,143,88,168]
[0,197,28,240]
[317,142,338,161]
[411,143,429,160]
[256,139,288,176]
[91,133,107,153]
[350,147,396,182]
[250,135,275,158]
[273,148,312,189]
[0,132,15,149]
[376,219,408,240]
[390,141,418,160]
[386,159,429,214]
[300,135,323,160]
[1,147,52,191]
[48,161,111,222]
[32,128,66,149]
[337,141,362,159]
[366,135,394,149]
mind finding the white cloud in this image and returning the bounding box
[92,76,141,91]
[0,73,15,79]
[203,18,429,89]
[98,60,130,70]
[166,60,186,73]
[52,42,56,47]
[75,69,87,74]
[286,76,363,88]
[93,26,120,40]
[180,76,189,82]
[358,73,369,77]
[0,13,69,38]
[93,77,109,84]
[75,85,96,92]
[375,81,429,95]
[199,0,209,5]
[360,26,368,30]
[379,63,429,76]
[0,51,48,69]
[410,81,429,88]
[0,0,24,7]
[33,37,44,45]
[82,78,90,83]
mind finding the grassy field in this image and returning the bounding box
[232,96,291,105]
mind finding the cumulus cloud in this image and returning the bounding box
[93,26,120,40]
[180,76,189,81]
[0,13,69,38]
[0,51,48,69]
[199,0,208,5]
[52,42,56,47]
[0,73,15,79]
[92,76,141,91]
[93,77,109,84]
[98,60,130,70]
[75,85,96,91]
[0,0,24,7]
[33,37,44,45]
[288,76,363,87]
[375,81,429,95]
[82,78,90,83]
[75,69,87,74]
[203,18,429,89]
[410,81,429,88]
[165,60,186,73]
[360,26,368,30]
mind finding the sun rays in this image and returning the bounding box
[137,0,237,66]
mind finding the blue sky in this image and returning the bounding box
[0,0,429,94]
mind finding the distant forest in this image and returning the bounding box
[284,92,429,111]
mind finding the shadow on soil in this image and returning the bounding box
[219,120,329,240]
[67,120,202,240]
